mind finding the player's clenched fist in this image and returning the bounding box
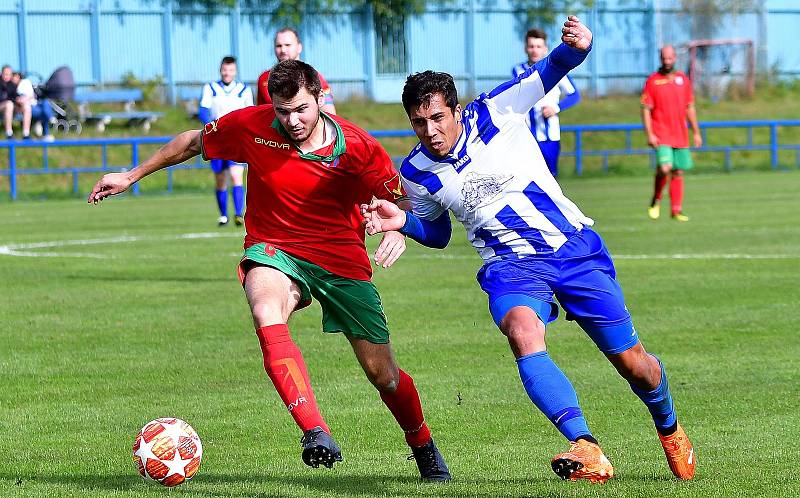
[88,172,133,204]
[561,15,592,51]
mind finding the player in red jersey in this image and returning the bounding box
[256,27,336,114]
[641,45,702,222]
[87,60,450,482]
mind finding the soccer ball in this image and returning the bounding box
[133,418,203,487]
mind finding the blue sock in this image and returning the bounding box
[216,189,228,217]
[517,351,592,442]
[630,354,677,432]
[232,185,244,217]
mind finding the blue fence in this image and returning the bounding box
[2,1,800,102]
[2,120,799,200]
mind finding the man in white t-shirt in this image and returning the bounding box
[198,56,253,226]
[12,71,55,141]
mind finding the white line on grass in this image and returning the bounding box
[0,232,242,259]
[1,232,797,260]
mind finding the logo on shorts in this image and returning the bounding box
[255,137,290,149]
[263,244,276,257]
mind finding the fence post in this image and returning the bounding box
[17,0,28,72]
[574,130,583,176]
[230,0,241,61]
[9,144,17,201]
[131,142,140,196]
[363,5,376,100]
[162,4,176,105]
[770,123,778,169]
[90,0,102,87]
[465,0,477,98]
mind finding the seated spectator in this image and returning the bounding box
[13,71,55,141]
[1,65,17,139]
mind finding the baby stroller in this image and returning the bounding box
[35,66,82,134]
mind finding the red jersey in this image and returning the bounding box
[257,69,335,108]
[640,70,694,148]
[201,106,404,281]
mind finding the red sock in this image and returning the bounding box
[379,370,432,448]
[669,174,684,215]
[255,324,329,434]
[652,173,668,205]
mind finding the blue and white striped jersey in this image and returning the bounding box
[199,80,253,122]
[401,44,593,263]
[513,62,580,142]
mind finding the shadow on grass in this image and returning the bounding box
[0,472,565,497]
[65,274,231,283]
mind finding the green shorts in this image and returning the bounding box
[238,243,390,344]
[656,146,694,170]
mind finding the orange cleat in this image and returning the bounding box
[659,423,695,480]
[551,439,614,484]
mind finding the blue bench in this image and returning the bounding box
[178,87,202,119]
[74,88,163,132]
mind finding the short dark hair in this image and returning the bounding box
[526,28,547,42]
[221,56,236,65]
[402,71,459,115]
[1,65,11,72]
[267,59,321,101]
[275,27,301,44]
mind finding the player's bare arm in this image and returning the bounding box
[361,199,406,236]
[642,106,659,148]
[88,130,202,204]
[370,198,411,268]
[561,16,592,50]
[687,105,703,147]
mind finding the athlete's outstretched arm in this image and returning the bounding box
[488,16,592,116]
[362,199,451,249]
[88,130,201,203]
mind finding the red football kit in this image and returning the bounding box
[201,106,404,281]
[640,70,694,148]
[257,69,335,108]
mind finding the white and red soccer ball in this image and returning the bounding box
[133,418,202,487]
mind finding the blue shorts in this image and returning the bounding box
[210,159,244,174]
[476,228,638,354]
[537,140,561,178]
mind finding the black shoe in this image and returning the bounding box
[300,426,342,469]
[409,438,452,482]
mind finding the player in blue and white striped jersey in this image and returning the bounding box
[512,28,581,177]
[199,56,253,226]
[362,16,695,483]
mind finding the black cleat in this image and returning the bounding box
[234,215,244,226]
[300,426,342,469]
[409,438,452,482]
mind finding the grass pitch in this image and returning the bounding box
[0,171,798,497]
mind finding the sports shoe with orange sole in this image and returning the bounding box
[551,439,614,484]
[659,423,695,480]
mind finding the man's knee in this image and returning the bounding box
[363,359,399,393]
[500,306,546,355]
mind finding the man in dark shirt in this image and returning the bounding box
[1,65,18,139]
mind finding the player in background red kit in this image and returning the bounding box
[641,45,702,222]
[87,60,450,482]
[256,27,336,114]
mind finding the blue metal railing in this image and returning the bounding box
[2,120,799,200]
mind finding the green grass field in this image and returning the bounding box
[1,171,798,497]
